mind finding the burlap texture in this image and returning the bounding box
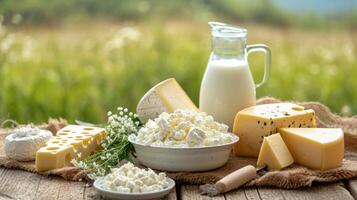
[0,97,356,189]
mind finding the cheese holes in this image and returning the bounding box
[292,106,304,111]
[81,132,91,135]
[47,146,59,151]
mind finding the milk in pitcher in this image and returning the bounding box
[199,22,271,129]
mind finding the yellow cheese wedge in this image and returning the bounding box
[233,103,316,157]
[35,125,106,172]
[257,133,294,170]
[279,128,344,170]
[136,78,199,123]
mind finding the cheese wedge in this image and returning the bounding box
[35,125,106,172]
[257,133,294,170]
[279,128,344,170]
[233,103,316,157]
[137,78,199,123]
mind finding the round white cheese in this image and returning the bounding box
[4,126,53,161]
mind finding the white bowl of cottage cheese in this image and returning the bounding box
[94,162,175,200]
[129,109,239,172]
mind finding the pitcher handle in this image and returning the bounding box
[247,44,271,88]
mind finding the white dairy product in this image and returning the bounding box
[186,127,206,146]
[200,59,256,130]
[101,162,169,193]
[133,109,236,147]
[4,126,53,161]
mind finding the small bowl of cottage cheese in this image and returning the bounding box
[129,109,239,172]
[94,162,175,200]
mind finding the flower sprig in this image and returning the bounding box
[72,107,141,179]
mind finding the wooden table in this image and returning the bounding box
[1,168,357,200]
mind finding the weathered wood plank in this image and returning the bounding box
[0,168,41,200]
[35,175,86,200]
[181,185,224,200]
[0,167,353,200]
[35,176,61,200]
[257,187,285,200]
[280,182,353,200]
[57,179,86,200]
[346,179,357,199]
[184,183,353,200]
[84,184,98,200]
[226,186,286,200]
[0,168,13,200]
[225,188,250,200]
[245,187,262,200]
[226,186,263,200]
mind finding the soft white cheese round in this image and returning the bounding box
[4,126,53,161]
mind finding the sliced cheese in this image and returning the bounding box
[35,125,106,172]
[279,128,344,170]
[136,78,199,123]
[257,133,294,170]
[233,103,316,157]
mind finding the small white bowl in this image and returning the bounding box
[94,177,175,200]
[128,133,239,172]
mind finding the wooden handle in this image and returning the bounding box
[215,165,256,193]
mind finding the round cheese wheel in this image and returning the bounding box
[4,126,53,161]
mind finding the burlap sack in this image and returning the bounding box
[0,97,356,189]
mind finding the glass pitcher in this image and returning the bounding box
[199,22,271,129]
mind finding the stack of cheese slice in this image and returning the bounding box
[233,103,316,157]
[257,128,344,171]
[136,78,199,123]
[35,125,106,172]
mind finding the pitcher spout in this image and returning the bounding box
[208,21,247,37]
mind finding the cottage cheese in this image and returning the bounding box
[133,109,236,147]
[101,162,169,193]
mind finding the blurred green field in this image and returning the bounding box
[0,21,356,124]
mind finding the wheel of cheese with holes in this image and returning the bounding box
[4,126,53,161]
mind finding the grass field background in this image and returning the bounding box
[0,20,355,124]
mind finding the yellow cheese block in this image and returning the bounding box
[257,133,294,170]
[35,125,106,172]
[279,128,344,170]
[136,78,199,123]
[233,103,316,157]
